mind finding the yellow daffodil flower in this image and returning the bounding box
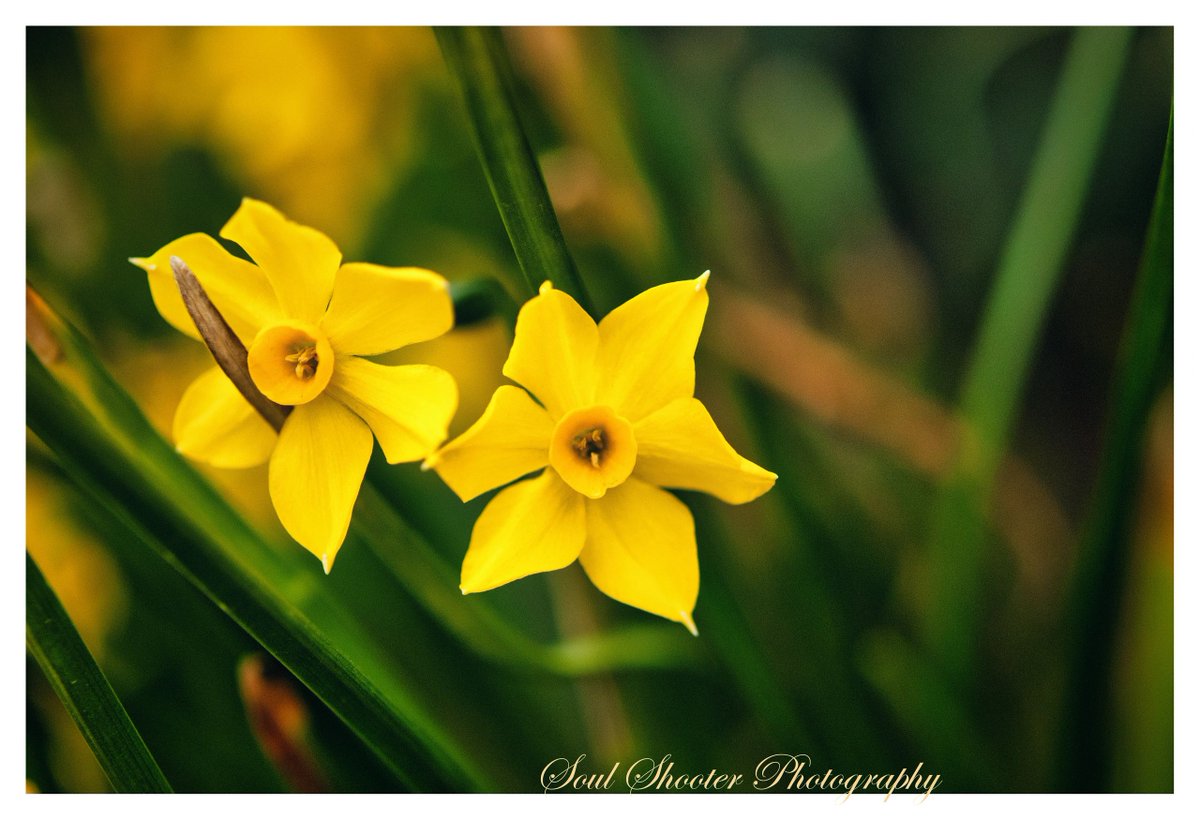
[425,274,776,632]
[132,198,458,572]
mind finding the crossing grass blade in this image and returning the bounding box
[922,27,1134,685]
[26,291,490,792]
[26,551,173,793]
[435,26,594,313]
[434,27,809,746]
[1056,114,1173,790]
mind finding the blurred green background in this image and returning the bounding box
[26,26,1172,793]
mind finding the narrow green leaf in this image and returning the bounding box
[857,630,998,790]
[26,552,173,793]
[435,26,594,312]
[923,28,1133,683]
[1056,114,1173,790]
[26,296,490,791]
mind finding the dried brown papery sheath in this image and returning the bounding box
[170,255,291,432]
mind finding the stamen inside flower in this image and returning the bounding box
[248,323,334,406]
[550,407,637,499]
[572,427,605,468]
[284,345,320,380]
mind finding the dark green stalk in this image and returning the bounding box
[353,481,706,676]
[1056,115,1173,791]
[435,26,594,313]
[923,27,1133,684]
[450,276,518,328]
[26,552,173,793]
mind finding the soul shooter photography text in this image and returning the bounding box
[540,753,943,800]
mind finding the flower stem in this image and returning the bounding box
[26,551,174,793]
[352,480,707,677]
[435,26,595,314]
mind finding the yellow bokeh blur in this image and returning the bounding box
[84,27,441,246]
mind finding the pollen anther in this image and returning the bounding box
[247,322,333,406]
[572,426,606,465]
[549,406,637,499]
[285,345,320,380]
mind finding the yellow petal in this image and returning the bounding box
[633,397,777,504]
[220,198,342,324]
[321,264,454,356]
[426,385,553,502]
[327,357,458,464]
[596,272,710,422]
[173,367,277,469]
[131,233,281,344]
[269,395,372,571]
[579,478,699,631]
[502,283,598,419]
[460,471,585,593]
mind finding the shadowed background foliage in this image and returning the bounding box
[26,25,1171,793]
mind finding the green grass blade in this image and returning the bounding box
[436,25,800,743]
[857,630,998,789]
[923,27,1133,683]
[435,26,594,312]
[26,299,489,791]
[1056,114,1173,790]
[26,552,173,793]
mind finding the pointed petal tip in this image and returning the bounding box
[538,280,554,294]
[321,553,334,575]
[680,611,699,636]
[129,256,152,270]
[750,462,779,483]
[753,465,780,492]
[695,270,711,291]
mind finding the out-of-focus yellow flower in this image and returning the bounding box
[84,27,439,244]
[26,466,128,656]
[132,198,458,571]
[426,274,776,631]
